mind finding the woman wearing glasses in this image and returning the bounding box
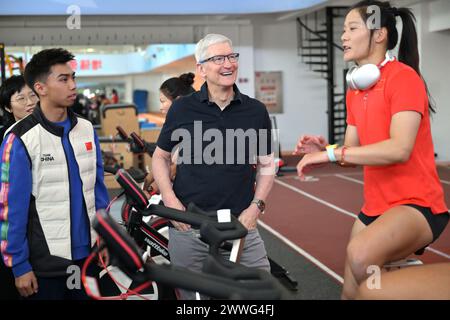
[0,75,38,144]
[0,75,38,300]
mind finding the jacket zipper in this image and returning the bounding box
[68,130,92,249]
[61,133,74,260]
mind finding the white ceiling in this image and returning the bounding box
[1,0,328,16]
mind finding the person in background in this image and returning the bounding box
[143,72,196,194]
[71,93,89,118]
[111,89,119,104]
[0,75,38,142]
[159,73,195,114]
[99,93,111,107]
[0,75,38,300]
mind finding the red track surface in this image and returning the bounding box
[260,163,450,283]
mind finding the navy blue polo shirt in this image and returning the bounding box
[157,82,272,216]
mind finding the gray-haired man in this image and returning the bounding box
[152,33,275,299]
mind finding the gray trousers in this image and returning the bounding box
[168,227,271,300]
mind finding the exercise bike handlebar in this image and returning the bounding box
[93,209,288,300]
[116,126,129,140]
[112,168,248,248]
[96,168,292,299]
[115,168,149,209]
[130,132,145,149]
[104,166,119,175]
[143,203,248,250]
[146,262,286,300]
[115,126,157,157]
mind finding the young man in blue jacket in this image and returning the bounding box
[0,48,109,299]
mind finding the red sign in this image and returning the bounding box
[69,59,103,71]
[80,60,90,70]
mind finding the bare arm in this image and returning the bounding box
[152,146,189,230]
[238,153,275,230]
[296,111,422,179]
[144,162,177,194]
[336,111,421,165]
[343,125,360,147]
[254,153,275,201]
[152,147,176,200]
[293,135,327,154]
[293,125,360,155]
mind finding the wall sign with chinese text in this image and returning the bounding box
[255,71,283,113]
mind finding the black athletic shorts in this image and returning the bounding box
[358,204,449,254]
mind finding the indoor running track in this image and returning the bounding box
[259,162,450,286]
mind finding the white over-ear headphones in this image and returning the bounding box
[346,51,395,91]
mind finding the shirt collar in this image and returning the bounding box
[32,102,78,136]
[199,82,243,105]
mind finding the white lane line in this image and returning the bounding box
[258,220,344,284]
[274,179,358,219]
[425,246,450,259]
[440,179,450,185]
[270,175,449,283]
[333,174,450,260]
[277,171,364,179]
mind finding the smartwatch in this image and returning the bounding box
[251,199,266,214]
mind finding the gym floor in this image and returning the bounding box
[108,157,450,300]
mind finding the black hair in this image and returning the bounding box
[349,0,435,113]
[160,72,195,101]
[24,48,75,96]
[0,75,27,125]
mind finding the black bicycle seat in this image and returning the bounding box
[115,168,148,209]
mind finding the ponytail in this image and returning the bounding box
[396,8,419,76]
[160,72,195,100]
[350,1,435,113]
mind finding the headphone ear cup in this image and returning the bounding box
[346,64,380,91]
[346,66,359,90]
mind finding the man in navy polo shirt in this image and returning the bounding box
[152,33,275,300]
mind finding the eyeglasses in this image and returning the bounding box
[12,93,38,105]
[199,53,240,65]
